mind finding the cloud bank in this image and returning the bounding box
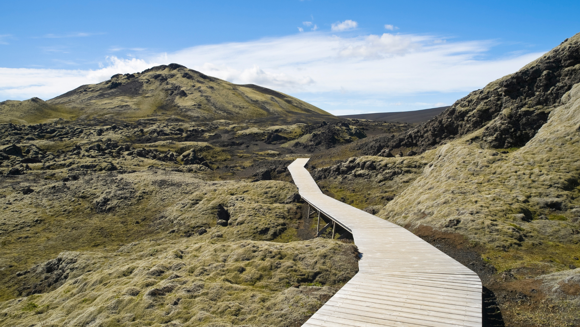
[0,31,543,113]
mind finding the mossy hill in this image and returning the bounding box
[361,32,580,156]
[0,64,333,124]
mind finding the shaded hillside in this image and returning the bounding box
[339,106,448,124]
[365,32,580,155]
[0,64,333,124]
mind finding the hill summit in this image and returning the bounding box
[0,64,332,124]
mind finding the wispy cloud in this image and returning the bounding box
[336,33,422,59]
[299,21,318,32]
[52,59,80,66]
[40,46,70,54]
[0,32,544,113]
[384,24,399,31]
[0,57,151,99]
[331,20,358,32]
[109,47,147,52]
[38,32,103,39]
[0,34,13,45]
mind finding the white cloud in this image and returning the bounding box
[331,20,358,32]
[384,24,399,31]
[0,56,154,99]
[40,46,69,54]
[337,33,422,59]
[302,21,317,31]
[0,32,544,114]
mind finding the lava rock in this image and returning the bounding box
[216,204,230,226]
[1,144,22,157]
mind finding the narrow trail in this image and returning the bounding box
[288,158,482,327]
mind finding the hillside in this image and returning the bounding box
[0,64,333,124]
[339,106,448,124]
[359,32,580,156]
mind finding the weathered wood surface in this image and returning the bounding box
[288,158,482,327]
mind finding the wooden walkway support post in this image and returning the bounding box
[331,220,336,239]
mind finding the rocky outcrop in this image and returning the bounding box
[15,252,94,296]
[216,204,231,226]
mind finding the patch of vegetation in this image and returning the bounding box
[21,301,38,312]
[549,214,568,221]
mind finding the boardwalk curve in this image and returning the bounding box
[288,158,482,327]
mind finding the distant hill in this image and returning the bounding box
[0,64,333,124]
[339,106,448,124]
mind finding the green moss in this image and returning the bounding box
[22,302,38,312]
[272,228,299,243]
[548,214,568,221]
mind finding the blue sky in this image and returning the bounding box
[1,0,579,115]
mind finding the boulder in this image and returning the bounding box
[1,144,22,157]
[377,148,394,157]
[216,204,230,226]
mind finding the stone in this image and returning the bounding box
[216,204,230,224]
[6,167,23,176]
[21,186,34,195]
[264,133,288,144]
[253,169,271,181]
[377,148,394,158]
[146,284,176,297]
[216,219,228,227]
[445,218,461,228]
[125,288,140,296]
[1,144,22,157]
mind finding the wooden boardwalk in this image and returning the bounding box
[288,158,482,327]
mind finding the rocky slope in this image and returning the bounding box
[363,32,580,156]
[0,64,333,124]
